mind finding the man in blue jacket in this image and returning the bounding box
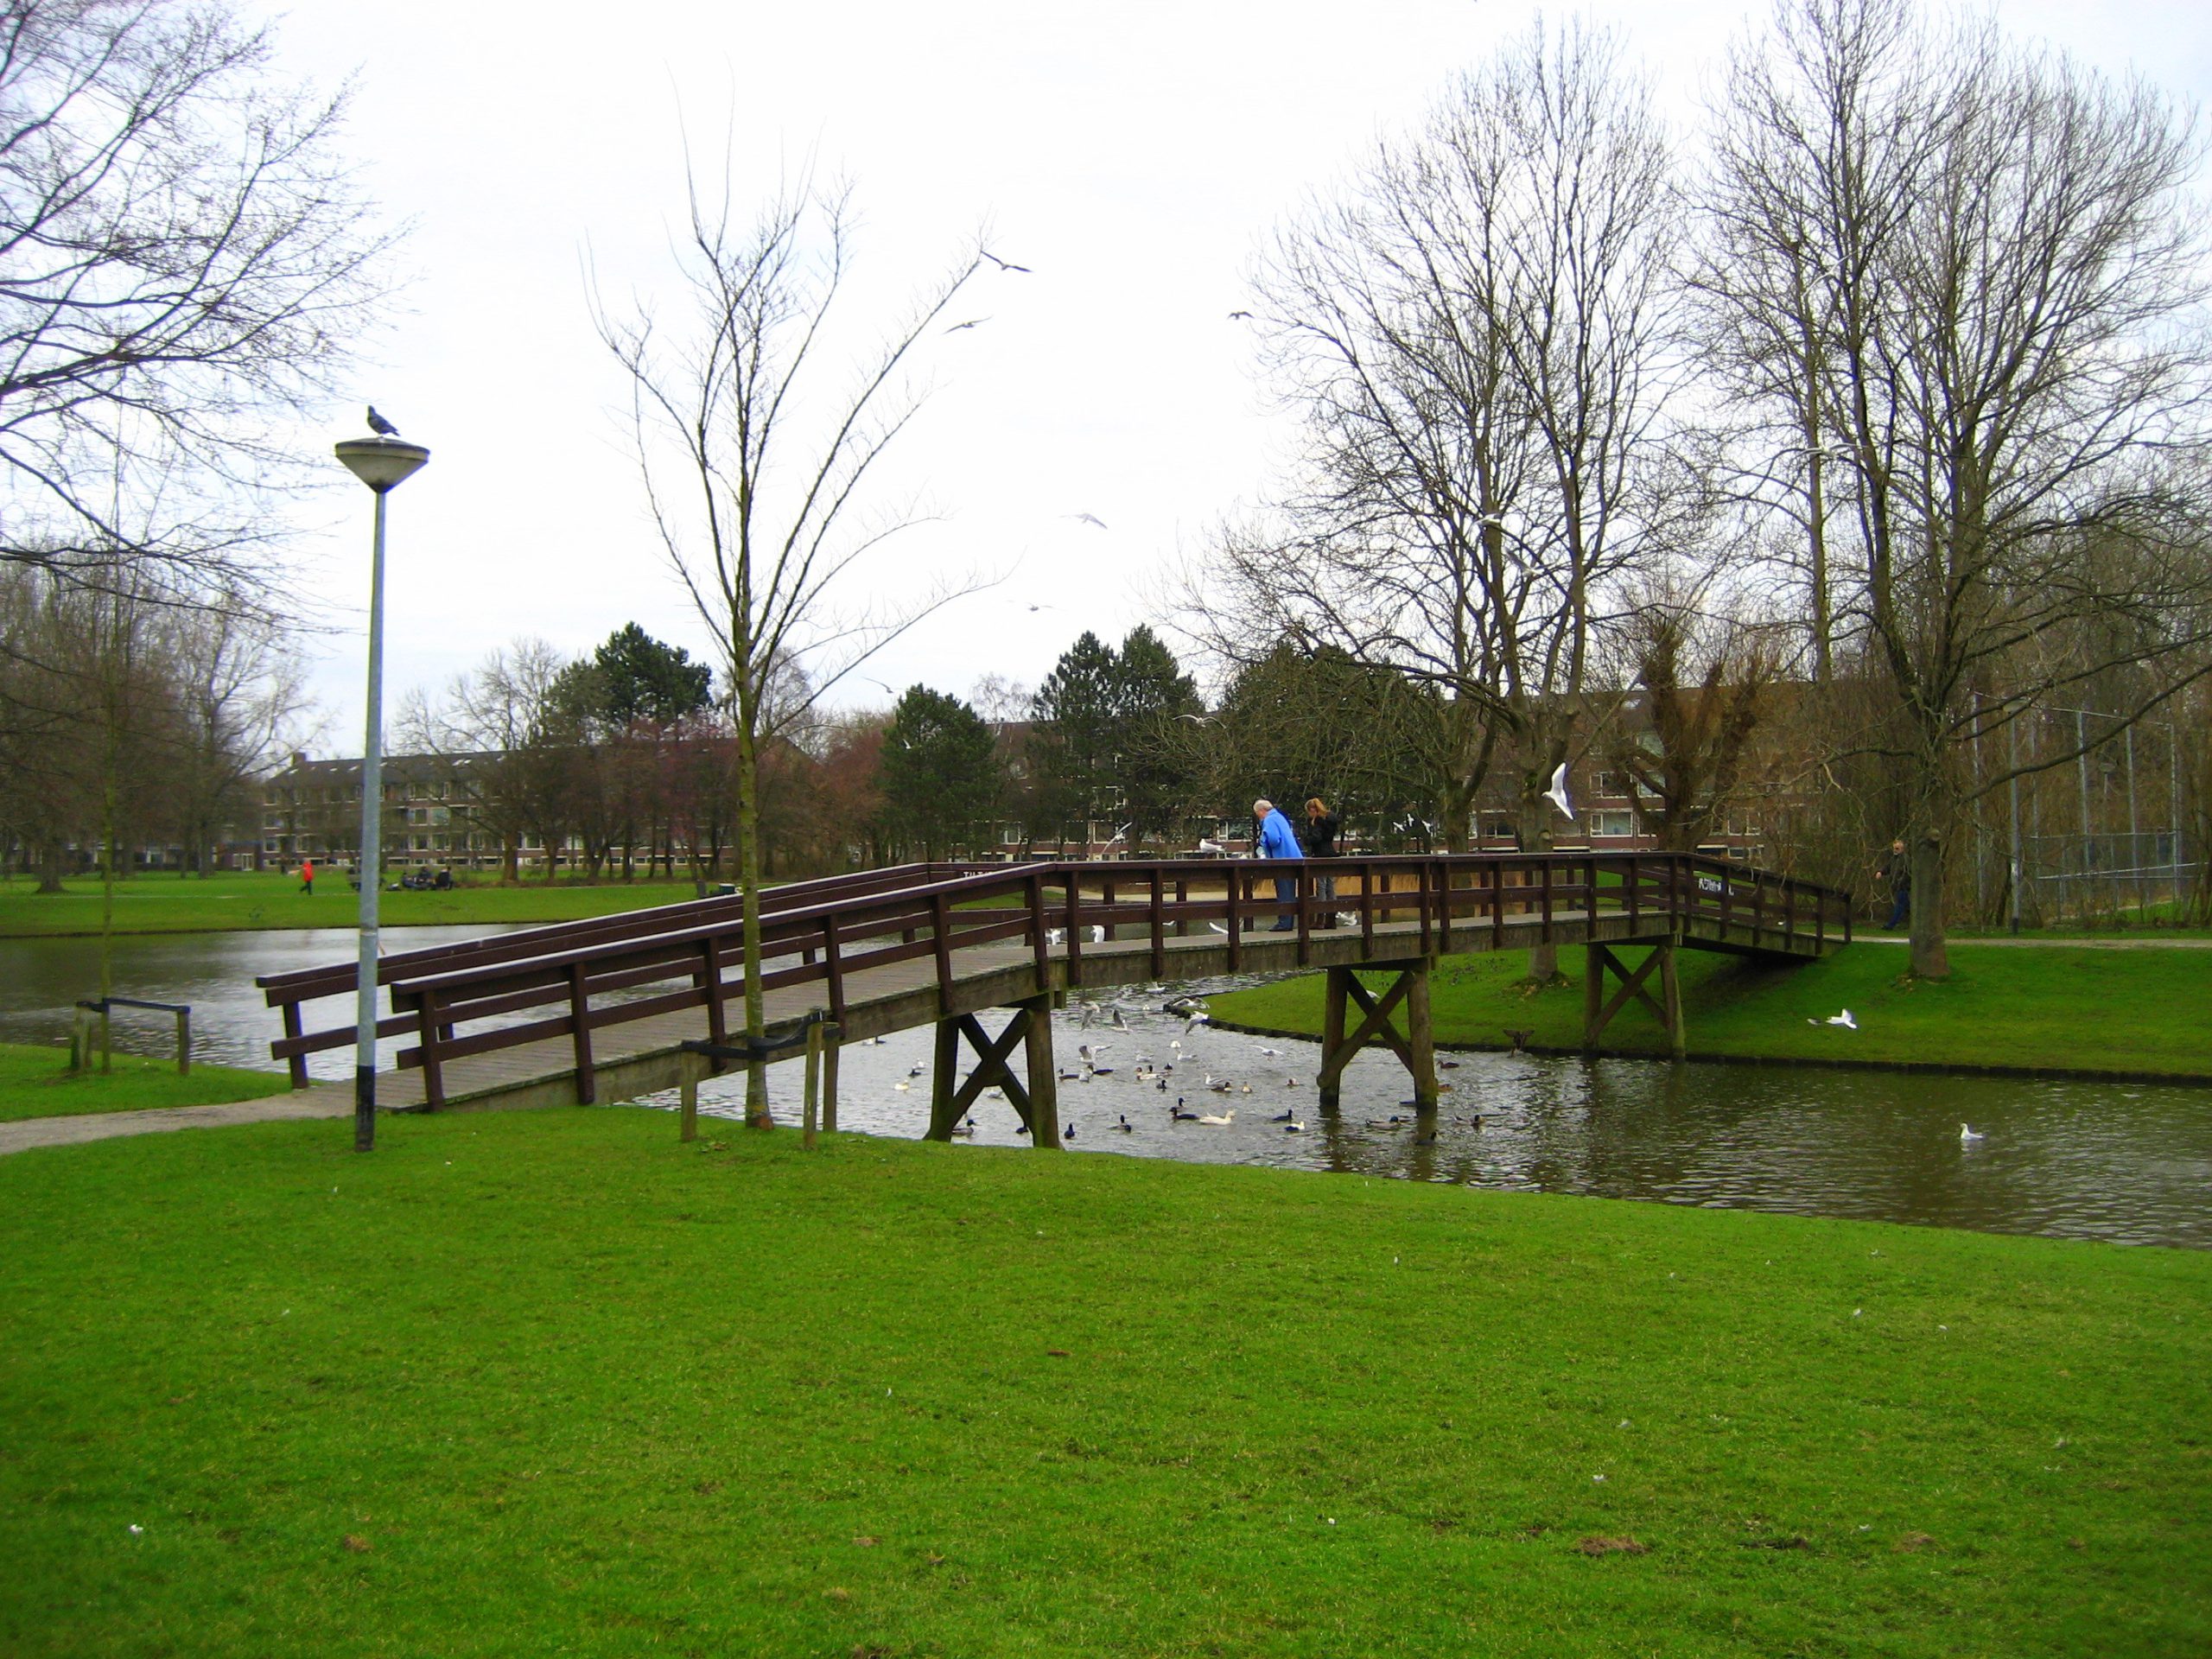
[1253,798,1304,931]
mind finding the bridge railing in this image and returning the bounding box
[262,852,1848,1107]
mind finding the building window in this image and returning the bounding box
[1595,771,1623,797]
[1591,809,1636,838]
[1001,824,1022,846]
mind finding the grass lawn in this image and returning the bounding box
[0,1041,289,1123]
[1210,941,2212,1079]
[3,1109,2207,1656]
[0,870,719,938]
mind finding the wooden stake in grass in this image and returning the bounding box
[803,1020,822,1150]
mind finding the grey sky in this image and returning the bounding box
[254,1,2211,749]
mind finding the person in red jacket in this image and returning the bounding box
[299,857,315,896]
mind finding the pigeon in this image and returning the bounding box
[1544,761,1573,821]
[365,405,400,435]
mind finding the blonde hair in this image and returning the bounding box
[1305,797,1330,816]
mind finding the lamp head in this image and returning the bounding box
[335,435,430,493]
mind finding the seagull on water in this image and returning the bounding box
[1960,1122,1985,1143]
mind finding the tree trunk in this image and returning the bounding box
[1908,817,1951,980]
[734,714,770,1128]
[1520,786,1560,982]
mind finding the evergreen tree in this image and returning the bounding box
[1027,632,1121,842]
[1108,625,1203,836]
[590,623,712,727]
[877,686,1000,860]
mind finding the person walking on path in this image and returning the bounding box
[1301,797,1341,926]
[1254,798,1304,931]
[1878,839,1910,929]
[298,857,315,897]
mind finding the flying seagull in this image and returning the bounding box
[944,317,990,334]
[1227,310,1254,321]
[365,406,400,435]
[1544,761,1574,820]
[1067,512,1108,530]
[982,251,1032,273]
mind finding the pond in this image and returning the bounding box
[4,931,2207,1249]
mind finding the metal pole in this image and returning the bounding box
[2171,721,2184,912]
[1971,692,1986,921]
[2007,711,2022,936]
[2126,723,2141,915]
[2075,708,2093,919]
[354,487,389,1154]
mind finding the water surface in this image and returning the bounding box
[5,933,2206,1249]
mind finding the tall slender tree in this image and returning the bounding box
[594,163,990,1125]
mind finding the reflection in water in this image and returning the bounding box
[3,934,2207,1249]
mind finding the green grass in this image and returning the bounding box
[0,1040,289,1123]
[0,870,720,938]
[3,1109,2208,1656]
[1211,942,2212,1079]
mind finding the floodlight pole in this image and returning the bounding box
[334,435,430,1152]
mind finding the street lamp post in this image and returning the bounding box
[334,433,430,1152]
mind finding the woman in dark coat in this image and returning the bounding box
[1303,797,1341,925]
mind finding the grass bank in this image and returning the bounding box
[1209,941,2212,1081]
[0,871,715,938]
[3,1109,2207,1656]
[0,1040,288,1124]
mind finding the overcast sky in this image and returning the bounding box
[251,0,2212,753]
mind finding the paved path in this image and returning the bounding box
[0,1090,353,1157]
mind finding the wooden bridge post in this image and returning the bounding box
[1405,961,1440,1116]
[928,1017,961,1140]
[1582,941,1686,1059]
[1315,960,1437,1118]
[1318,967,1349,1116]
[1660,941,1686,1062]
[1022,995,1060,1149]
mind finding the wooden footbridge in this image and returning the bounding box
[259,853,1851,1142]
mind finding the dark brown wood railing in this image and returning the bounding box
[261,853,1849,1107]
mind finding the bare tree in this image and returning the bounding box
[162,589,314,875]
[1605,590,1783,853]
[402,639,578,884]
[1700,0,2212,976]
[0,1,397,588]
[593,162,989,1125]
[1193,21,1694,976]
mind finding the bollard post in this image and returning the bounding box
[679,1066,699,1142]
[803,1019,822,1150]
[176,1007,191,1077]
